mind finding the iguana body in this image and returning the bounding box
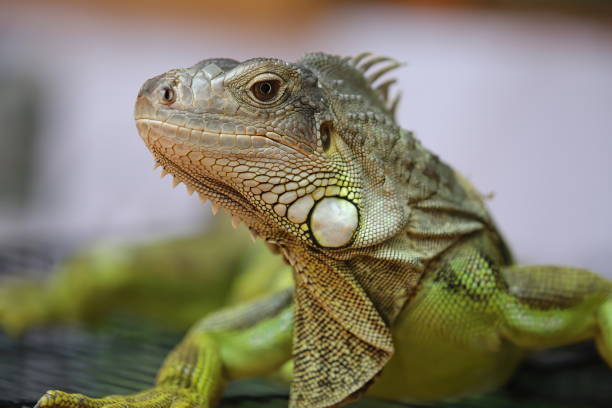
[18,53,612,407]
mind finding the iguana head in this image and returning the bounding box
[135,54,407,255]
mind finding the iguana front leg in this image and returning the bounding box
[500,264,612,365]
[35,290,294,408]
[368,235,612,402]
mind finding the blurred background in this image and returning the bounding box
[1,0,611,275]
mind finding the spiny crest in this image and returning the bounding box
[350,52,403,116]
[153,159,248,231]
[300,52,403,120]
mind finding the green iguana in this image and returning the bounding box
[23,53,612,407]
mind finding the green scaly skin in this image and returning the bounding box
[3,53,610,408]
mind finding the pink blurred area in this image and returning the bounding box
[0,1,611,275]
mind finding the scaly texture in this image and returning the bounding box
[31,53,612,408]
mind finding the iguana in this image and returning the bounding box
[27,53,612,408]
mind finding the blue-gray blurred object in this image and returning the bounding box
[0,74,38,214]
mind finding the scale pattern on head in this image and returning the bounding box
[136,56,365,250]
[135,53,492,408]
[134,53,419,253]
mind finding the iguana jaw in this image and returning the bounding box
[134,58,363,251]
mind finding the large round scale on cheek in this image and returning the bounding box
[310,197,359,248]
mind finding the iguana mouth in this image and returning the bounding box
[134,115,277,155]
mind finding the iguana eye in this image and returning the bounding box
[251,79,281,102]
[159,85,175,105]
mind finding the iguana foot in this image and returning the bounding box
[35,387,207,408]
